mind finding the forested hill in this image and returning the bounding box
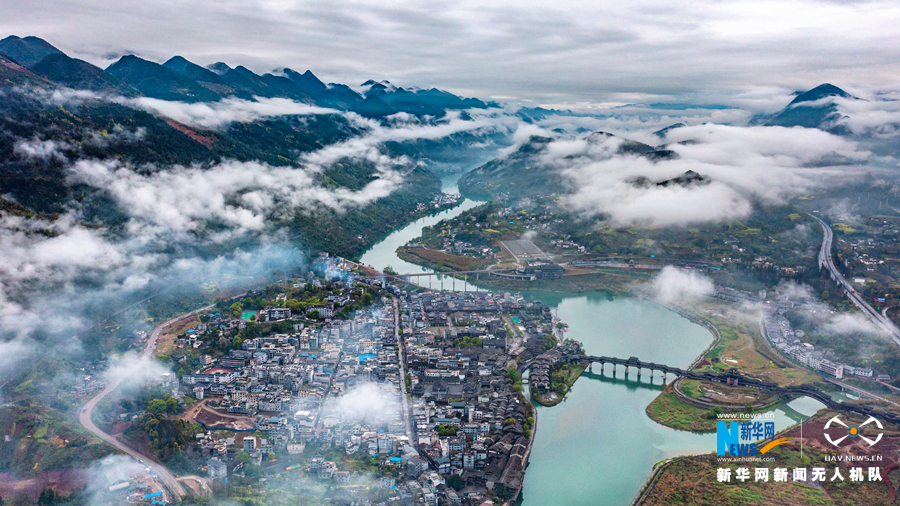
[0,36,506,259]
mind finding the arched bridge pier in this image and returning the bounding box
[581,356,685,385]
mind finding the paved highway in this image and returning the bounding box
[810,214,900,345]
[394,298,415,444]
[79,306,212,501]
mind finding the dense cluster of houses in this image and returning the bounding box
[437,236,495,259]
[763,301,884,381]
[841,234,886,273]
[398,290,557,495]
[416,192,461,213]
[169,279,567,505]
[529,340,583,395]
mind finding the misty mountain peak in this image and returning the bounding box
[764,83,857,132]
[653,123,685,138]
[231,65,260,77]
[107,54,222,102]
[627,170,708,189]
[789,83,853,105]
[164,55,215,77]
[206,62,232,75]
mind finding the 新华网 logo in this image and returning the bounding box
[717,418,790,456]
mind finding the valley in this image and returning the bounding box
[3,27,900,506]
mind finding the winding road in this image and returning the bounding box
[78,306,212,501]
[810,214,900,345]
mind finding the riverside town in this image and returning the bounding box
[5,3,900,505]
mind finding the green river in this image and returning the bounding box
[360,176,825,505]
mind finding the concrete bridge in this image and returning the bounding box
[397,269,492,278]
[568,353,900,425]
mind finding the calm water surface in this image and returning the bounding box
[519,294,823,506]
[361,180,824,506]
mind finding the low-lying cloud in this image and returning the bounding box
[649,266,715,303]
[103,352,171,390]
[85,125,147,146]
[69,158,402,241]
[816,95,900,138]
[124,96,339,129]
[0,201,306,383]
[0,214,134,342]
[559,124,870,226]
[776,281,885,339]
[14,137,71,161]
[826,312,883,337]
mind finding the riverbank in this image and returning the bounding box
[456,269,653,294]
[644,383,786,433]
[397,246,491,272]
[517,296,719,506]
[359,191,730,505]
[392,247,655,294]
[507,391,538,506]
[637,410,900,506]
[531,362,587,407]
[645,386,721,432]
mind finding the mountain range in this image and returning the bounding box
[3,32,896,247]
[0,35,497,118]
[0,35,514,258]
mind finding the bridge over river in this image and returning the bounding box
[557,353,900,425]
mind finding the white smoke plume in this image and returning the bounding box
[330,382,401,426]
[102,353,172,390]
[82,455,149,506]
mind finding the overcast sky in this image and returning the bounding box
[3,0,900,109]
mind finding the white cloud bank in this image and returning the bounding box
[124,96,340,129]
[331,382,401,425]
[103,352,171,390]
[68,158,402,241]
[650,266,715,303]
[558,124,870,226]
